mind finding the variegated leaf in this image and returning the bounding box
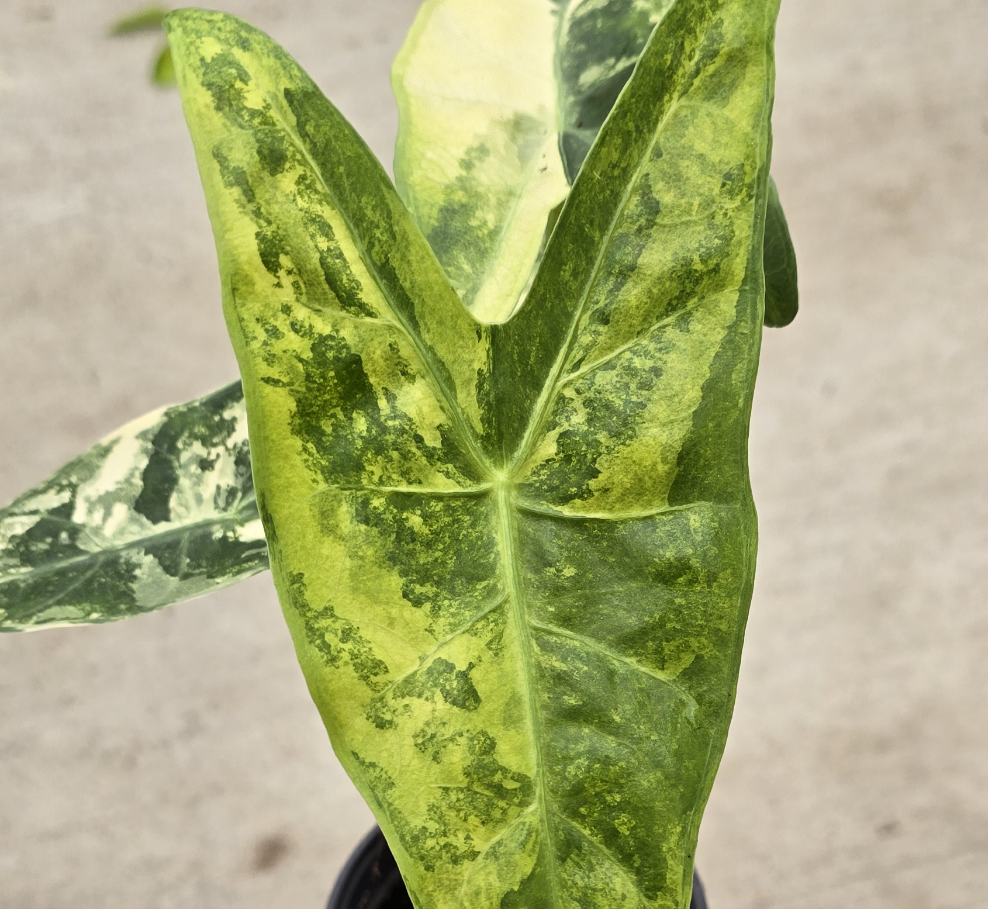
[392,0,570,321]
[167,1,776,907]
[0,382,267,632]
[392,0,797,326]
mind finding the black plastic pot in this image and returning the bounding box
[328,827,708,909]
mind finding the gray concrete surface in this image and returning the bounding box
[1,1,985,907]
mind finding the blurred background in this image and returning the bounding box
[1,1,986,907]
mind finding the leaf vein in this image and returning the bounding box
[558,296,711,387]
[551,810,652,908]
[514,499,722,522]
[457,803,540,904]
[0,505,262,590]
[528,618,699,717]
[498,484,563,906]
[367,594,508,704]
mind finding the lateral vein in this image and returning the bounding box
[367,594,508,703]
[551,810,652,908]
[457,803,540,904]
[528,618,699,717]
[514,499,714,522]
[558,294,714,388]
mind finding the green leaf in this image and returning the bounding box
[167,1,777,907]
[763,177,798,327]
[393,0,797,327]
[0,383,267,632]
[109,5,169,35]
[153,44,177,86]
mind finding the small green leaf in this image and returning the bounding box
[763,177,799,327]
[168,2,778,906]
[0,383,267,632]
[109,5,169,35]
[152,44,176,86]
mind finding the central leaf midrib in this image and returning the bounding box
[495,479,561,903]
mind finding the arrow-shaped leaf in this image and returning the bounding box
[0,382,267,632]
[169,1,777,906]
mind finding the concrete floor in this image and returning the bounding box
[0,0,985,907]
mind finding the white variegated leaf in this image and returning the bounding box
[0,382,267,632]
[392,0,571,322]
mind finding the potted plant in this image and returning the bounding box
[0,0,798,906]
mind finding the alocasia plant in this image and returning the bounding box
[2,0,796,632]
[2,0,789,906]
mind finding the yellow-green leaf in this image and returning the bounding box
[393,0,797,328]
[392,0,570,322]
[0,383,266,632]
[167,2,778,906]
